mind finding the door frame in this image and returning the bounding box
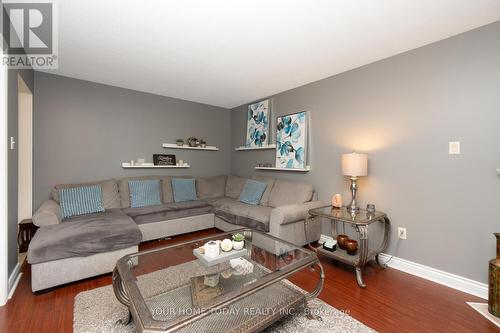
[17,74,33,223]
[0,49,9,306]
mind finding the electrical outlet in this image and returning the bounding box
[449,141,460,154]
[398,227,407,240]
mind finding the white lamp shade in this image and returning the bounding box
[342,153,368,177]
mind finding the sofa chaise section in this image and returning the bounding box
[28,209,141,291]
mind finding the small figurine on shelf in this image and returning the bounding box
[187,137,200,147]
[176,139,184,146]
[199,139,207,148]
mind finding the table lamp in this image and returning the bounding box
[342,152,368,213]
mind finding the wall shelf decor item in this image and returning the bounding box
[234,144,276,151]
[255,166,310,172]
[162,143,219,151]
[275,111,308,169]
[246,99,270,148]
[153,154,176,166]
[122,162,190,169]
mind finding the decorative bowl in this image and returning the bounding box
[337,234,349,250]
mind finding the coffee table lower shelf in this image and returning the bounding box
[157,281,306,333]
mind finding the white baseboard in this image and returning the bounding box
[7,263,22,300]
[320,234,488,299]
[377,253,487,299]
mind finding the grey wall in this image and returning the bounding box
[34,72,231,208]
[230,22,500,283]
[8,68,34,276]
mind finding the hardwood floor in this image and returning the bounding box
[0,228,496,333]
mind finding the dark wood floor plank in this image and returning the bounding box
[0,228,496,333]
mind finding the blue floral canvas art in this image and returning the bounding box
[246,99,269,147]
[275,111,307,169]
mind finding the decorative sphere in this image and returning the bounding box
[220,239,233,252]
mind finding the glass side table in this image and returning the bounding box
[305,206,391,288]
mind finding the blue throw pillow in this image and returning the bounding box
[59,185,105,219]
[128,180,161,208]
[239,180,267,205]
[171,178,198,202]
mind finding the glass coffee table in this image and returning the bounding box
[112,229,324,333]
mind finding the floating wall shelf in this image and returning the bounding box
[496,169,500,174]
[122,163,190,169]
[234,144,276,151]
[162,143,219,151]
[255,166,310,172]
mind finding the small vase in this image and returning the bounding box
[233,240,244,250]
[488,233,500,317]
[337,234,349,250]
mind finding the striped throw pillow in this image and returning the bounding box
[59,185,105,219]
[128,180,161,208]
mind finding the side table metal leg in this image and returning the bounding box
[304,215,320,252]
[355,267,366,288]
[355,225,369,288]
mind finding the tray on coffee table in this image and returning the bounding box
[193,247,247,267]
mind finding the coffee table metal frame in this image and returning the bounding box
[113,229,324,333]
[305,206,391,288]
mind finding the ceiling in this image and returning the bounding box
[41,0,500,108]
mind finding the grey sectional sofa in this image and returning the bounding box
[28,175,322,291]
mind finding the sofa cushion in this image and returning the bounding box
[203,196,237,209]
[225,175,247,199]
[251,175,275,206]
[171,178,198,202]
[214,201,272,232]
[239,180,267,205]
[27,209,142,264]
[197,175,227,200]
[268,180,314,207]
[123,201,213,225]
[128,180,161,208]
[160,175,192,204]
[51,179,120,209]
[59,185,105,219]
[118,176,161,208]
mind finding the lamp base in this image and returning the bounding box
[347,204,360,214]
[348,176,360,214]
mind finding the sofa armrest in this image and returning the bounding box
[32,200,62,227]
[270,200,324,226]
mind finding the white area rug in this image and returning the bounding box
[467,302,500,328]
[74,261,375,333]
